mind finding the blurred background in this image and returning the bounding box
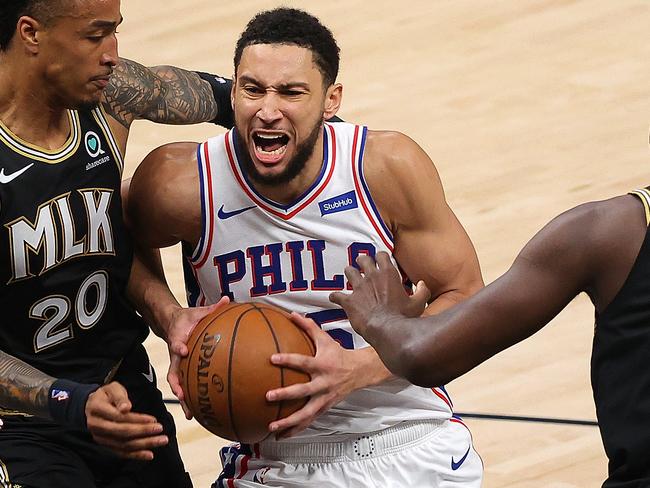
[119,2,650,486]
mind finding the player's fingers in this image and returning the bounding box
[410,280,431,311]
[93,429,168,448]
[191,295,229,322]
[266,381,312,403]
[88,412,163,436]
[289,313,320,336]
[343,265,363,288]
[168,355,185,397]
[192,302,220,321]
[328,290,349,307]
[92,433,169,460]
[169,340,187,357]
[374,251,394,272]
[87,396,159,424]
[167,372,184,401]
[180,400,193,420]
[355,254,379,274]
[275,422,311,440]
[99,382,132,413]
[269,351,314,374]
[268,400,320,434]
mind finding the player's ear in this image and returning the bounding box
[230,73,236,111]
[17,16,41,54]
[323,83,342,120]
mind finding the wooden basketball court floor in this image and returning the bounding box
[118,1,650,486]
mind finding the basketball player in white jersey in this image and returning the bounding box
[128,7,484,487]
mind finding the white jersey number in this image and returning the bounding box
[30,270,109,352]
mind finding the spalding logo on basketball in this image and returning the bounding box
[179,302,315,443]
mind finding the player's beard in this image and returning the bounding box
[234,120,323,186]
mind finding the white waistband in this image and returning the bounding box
[259,419,445,463]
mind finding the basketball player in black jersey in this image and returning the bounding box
[0,1,233,487]
[331,188,650,487]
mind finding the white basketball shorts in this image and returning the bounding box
[214,417,483,487]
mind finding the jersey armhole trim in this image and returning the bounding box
[92,107,124,174]
[189,142,213,266]
[629,188,650,226]
[351,125,394,251]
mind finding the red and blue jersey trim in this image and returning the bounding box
[225,126,336,220]
[190,141,215,268]
[351,125,394,251]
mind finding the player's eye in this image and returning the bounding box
[243,86,264,95]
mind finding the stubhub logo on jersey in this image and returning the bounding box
[319,191,358,217]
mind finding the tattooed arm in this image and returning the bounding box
[0,349,53,417]
[101,58,223,130]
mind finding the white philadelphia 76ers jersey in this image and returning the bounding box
[184,122,454,437]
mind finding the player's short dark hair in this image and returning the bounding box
[234,7,340,87]
[0,0,69,51]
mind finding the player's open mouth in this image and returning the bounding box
[252,133,289,164]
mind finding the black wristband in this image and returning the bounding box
[48,379,100,430]
[195,71,234,129]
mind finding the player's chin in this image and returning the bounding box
[72,93,103,111]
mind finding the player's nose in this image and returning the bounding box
[101,35,119,67]
[256,94,283,124]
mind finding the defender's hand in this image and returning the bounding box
[85,382,168,461]
[329,251,430,338]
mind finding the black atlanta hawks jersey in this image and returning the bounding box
[0,107,147,386]
[592,188,650,487]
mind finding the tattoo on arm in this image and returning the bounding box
[102,58,219,128]
[0,350,55,418]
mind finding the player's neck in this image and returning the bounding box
[252,135,326,205]
[0,65,72,150]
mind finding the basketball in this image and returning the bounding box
[179,302,315,443]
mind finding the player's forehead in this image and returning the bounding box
[54,0,122,27]
[237,43,322,87]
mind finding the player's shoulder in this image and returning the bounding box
[363,129,433,174]
[364,129,418,154]
[537,194,647,264]
[131,142,201,207]
[142,141,199,167]
[559,194,645,232]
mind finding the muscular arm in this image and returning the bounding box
[364,131,484,315]
[124,145,202,336]
[0,350,53,417]
[337,195,646,387]
[102,58,227,147]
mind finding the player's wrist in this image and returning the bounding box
[194,71,233,128]
[48,379,100,430]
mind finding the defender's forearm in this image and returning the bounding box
[0,350,55,418]
[103,58,220,128]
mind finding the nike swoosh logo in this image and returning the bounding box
[142,363,155,383]
[0,163,34,184]
[451,445,471,470]
[217,204,255,220]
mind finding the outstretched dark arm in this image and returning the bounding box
[331,195,646,387]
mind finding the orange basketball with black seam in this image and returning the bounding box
[179,302,315,443]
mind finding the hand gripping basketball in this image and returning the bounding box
[179,302,315,443]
